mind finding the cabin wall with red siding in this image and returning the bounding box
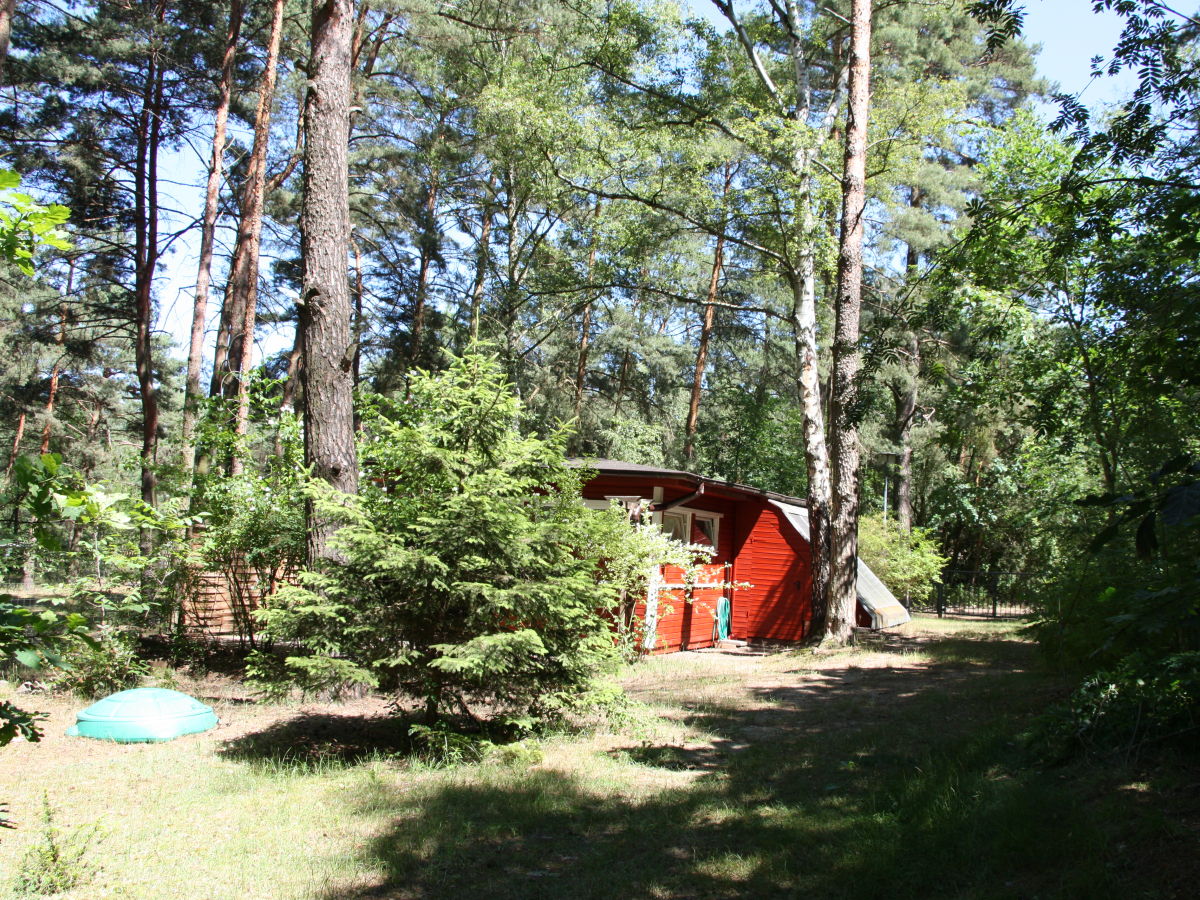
[587,477,735,652]
[583,473,815,650]
[637,563,728,653]
[642,493,736,652]
[730,501,813,642]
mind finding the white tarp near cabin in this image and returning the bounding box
[767,500,911,630]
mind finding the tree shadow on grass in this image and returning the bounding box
[310,630,1169,900]
[917,634,1037,669]
[218,712,416,772]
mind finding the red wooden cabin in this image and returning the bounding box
[579,460,909,653]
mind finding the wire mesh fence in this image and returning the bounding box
[0,581,76,609]
[934,570,1045,619]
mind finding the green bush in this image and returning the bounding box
[50,628,148,699]
[857,513,947,607]
[250,353,688,727]
[1035,459,1200,758]
[1,592,91,746]
[1044,651,1200,756]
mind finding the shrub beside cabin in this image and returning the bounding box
[578,460,910,653]
[183,459,909,650]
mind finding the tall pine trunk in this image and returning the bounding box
[894,189,924,532]
[685,232,723,462]
[892,334,919,532]
[409,170,440,366]
[300,0,358,565]
[5,412,25,480]
[183,0,243,481]
[685,165,731,462]
[134,0,165,512]
[229,0,287,474]
[274,322,303,458]
[826,0,872,644]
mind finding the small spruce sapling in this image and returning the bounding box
[251,353,694,727]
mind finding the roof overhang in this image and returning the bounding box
[570,458,808,508]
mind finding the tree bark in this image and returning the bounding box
[134,0,165,512]
[409,167,441,366]
[0,0,15,86]
[685,233,723,461]
[183,0,243,479]
[274,323,303,457]
[780,0,842,636]
[891,335,919,532]
[826,0,872,644]
[894,192,923,533]
[39,300,68,453]
[280,324,303,415]
[39,307,67,453]
[5,411,25,480]
[229,0,287,476]
[301,0,359,566]
[791,263,833,634]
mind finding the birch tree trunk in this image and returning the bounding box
[713,3,837,629]
[792,254,833,634]
[785,0,836,635]
[300,0,359,565]
[826,0,873,643]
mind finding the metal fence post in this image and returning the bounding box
[937,581,944,618]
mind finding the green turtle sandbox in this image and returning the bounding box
[67,687,218,743]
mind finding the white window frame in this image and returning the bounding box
[581,492,721,548]
[658,506,721,548]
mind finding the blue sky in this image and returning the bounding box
[1022,0,1136,102]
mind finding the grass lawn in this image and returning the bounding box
[1,616,1196,899]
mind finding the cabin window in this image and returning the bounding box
[692,514,718,547]
[660,510,719,547]
[661,512,689,542]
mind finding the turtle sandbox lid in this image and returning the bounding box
[67,687,218,743]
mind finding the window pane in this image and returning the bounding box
[693,516,717,547]
[662,513,688,541]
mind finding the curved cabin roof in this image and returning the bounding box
[569,458,809,509]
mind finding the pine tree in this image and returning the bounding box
[300,0,359,564]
